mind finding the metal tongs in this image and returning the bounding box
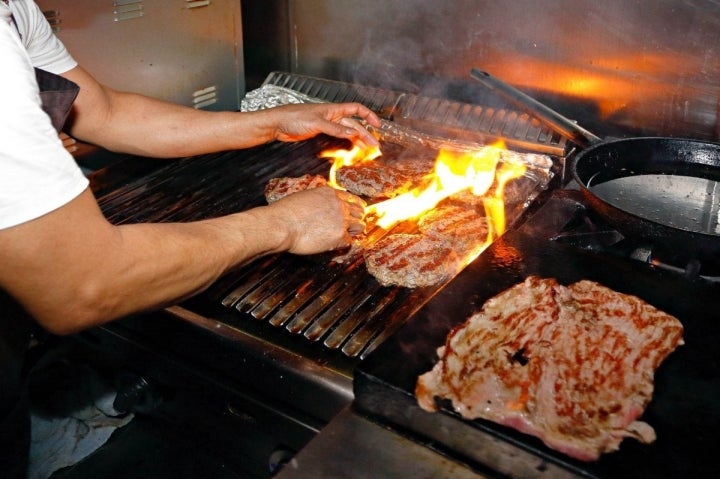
[470,68,602,148]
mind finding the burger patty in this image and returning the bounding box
[335,164,413,199]
[390,156,436,181]
[264,174,328,204]
[364,233,459,288]
[418,203,489,258]
[416,276,684,461]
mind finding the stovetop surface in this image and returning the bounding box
[355,189,720,479]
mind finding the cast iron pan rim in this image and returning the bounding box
[570,136,720,243]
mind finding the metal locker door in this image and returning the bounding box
[35,0,245,111]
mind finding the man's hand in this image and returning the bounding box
[265,186,367,255]
[271,102,381,149]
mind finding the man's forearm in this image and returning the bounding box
[62,66,279,157]
[68,207,289,330]
[62,65,380,159]
[0,186,355,335]
[0,189,289,334]
[70,89,278,157]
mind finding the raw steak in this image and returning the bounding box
[416,276,684,461]
[264,174,328,204]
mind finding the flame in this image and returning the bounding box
[320,139,528,266]
[367,142,525,232]
[320,143,381,188]
[485,160,528,236]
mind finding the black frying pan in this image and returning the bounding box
[471,69,720,259]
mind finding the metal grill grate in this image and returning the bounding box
[98,73,559,360]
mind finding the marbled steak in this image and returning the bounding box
[416,276,684,461]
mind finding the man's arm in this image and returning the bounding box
[62,66,380,158]
[0,185,365,335]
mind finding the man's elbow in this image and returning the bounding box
[31,282,122,335]
[39,316,87,336]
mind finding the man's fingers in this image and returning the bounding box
[347,220,365,236]
[349,204,364,218]
[338,117,378,147]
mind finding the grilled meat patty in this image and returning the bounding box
[416,276,684,461]
[335,155,435,199]
[335,164,413,199]
[418,204,489,258]
[364,234,459,288]
[390,156,436,181]
[264,174,328,204]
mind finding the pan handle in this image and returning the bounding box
[470,69,602,148]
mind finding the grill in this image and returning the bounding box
[80,71,570,477]
[78,72,719,478]
[95,72,562,367]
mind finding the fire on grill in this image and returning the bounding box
[266,132,552,288]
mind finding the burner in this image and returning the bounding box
[537,190,720,283]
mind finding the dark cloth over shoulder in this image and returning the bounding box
[35,67,80,133]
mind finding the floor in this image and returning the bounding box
[48,415,249,479]
[25,340,264,479]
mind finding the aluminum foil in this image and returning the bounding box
[241,85,325,112]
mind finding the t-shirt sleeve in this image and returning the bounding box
[16,0,77,74]
[0,17,88,230]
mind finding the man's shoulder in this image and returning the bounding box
[8,0,77,74]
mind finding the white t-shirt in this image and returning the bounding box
[0,0,88,230]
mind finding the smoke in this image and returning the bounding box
[338,0,570,93]
[293,0,720,138]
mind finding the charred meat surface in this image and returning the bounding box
[416,276,684,461]
[335,153,435,199]
[364,234,459,288]
[335,164,414,199]
[387,156,436,182]
[264,174,328,204]
[417,203,489,258]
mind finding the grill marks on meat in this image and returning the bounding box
[416,276,684,461]
[336,164,414,198]
[364,234,459,288]
[264,174,328,204]
[362,202,486,288]
[335,156,435,199]
[390,156,436,182]
[418,204,489,258]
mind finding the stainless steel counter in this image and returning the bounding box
[275,406,489,479]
